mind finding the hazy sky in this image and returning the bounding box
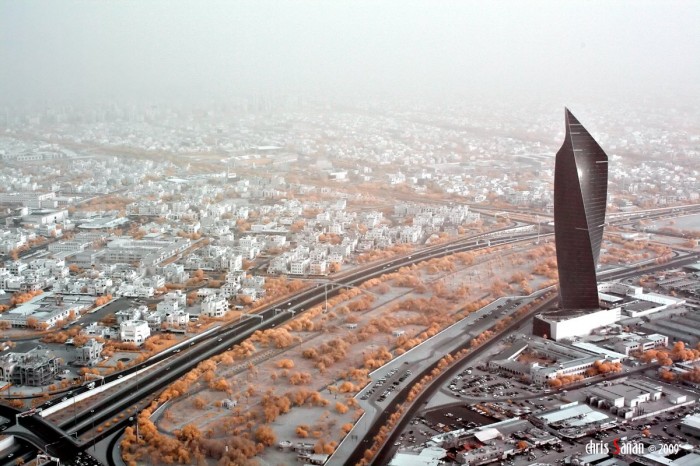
[1,0,699,106]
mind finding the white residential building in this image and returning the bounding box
[238,236,258,250]
[182,222,201,234]
[229,254,243,271]
[241,275,265,290]
[238,287,258,301]
[157,291,186,313]
[267,254,291,274]
[116,307,144,324]
[290,258,310,275]
[115,283,154,298]
[157,263,189,284]
[147,275,165,289]
[310,260,327,276]
[165,310,190,327]
[399,226,423,244]
[200,295,228,318]
[120,320,151,345]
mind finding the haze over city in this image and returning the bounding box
[1,2,700,466]
[2,1,699,107]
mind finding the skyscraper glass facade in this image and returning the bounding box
[554,108,608,309]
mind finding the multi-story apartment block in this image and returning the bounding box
[74,339,104,366]
[201,295,228,318]
[120,320,151,345]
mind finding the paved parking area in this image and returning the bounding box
[387,329,700,464]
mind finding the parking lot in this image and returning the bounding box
[433,353,563,404]
[360,367,413,403]
[389,330,700,464]
[392,402,700,466]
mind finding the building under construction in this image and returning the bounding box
[0,346,59,387]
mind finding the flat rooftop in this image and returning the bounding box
[536,307,608,321]
[537,403,609,427]
[623,300,657,312]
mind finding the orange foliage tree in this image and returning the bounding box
[254,425,277,447]
[10,290,43,306]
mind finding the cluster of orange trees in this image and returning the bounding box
[25,317,48,330]
[356,243,414,264]
[317,233,343,244]
[79,195,133,212]
[532,257,558,279]
[120,332,339,465]
[10,289,43,306]
[7,236,49,260]
[251,327,300,348]
[185,269,206,285]
[263,276,307,299]
[119,229,561,464]
[586,360,623,376]
[638,342,700,382]
[94,294,113,306]
[294,421,340,453]
[638,342,700,366]
[177,231,202,240]
[679,367,700,383]
[548,374,585,387]
[301,337,352,371]
[41,326,92,345]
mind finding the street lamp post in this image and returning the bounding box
[91,409,95,451]
[129,416,140,440]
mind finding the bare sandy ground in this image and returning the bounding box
[122,235,675,464]
[151,238,557,464]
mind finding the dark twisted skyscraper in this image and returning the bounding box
[554,108,608,310]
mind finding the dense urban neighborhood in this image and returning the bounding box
[2,2,700,466]
[0,98,698,466]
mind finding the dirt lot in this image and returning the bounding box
[142,238,563,464]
